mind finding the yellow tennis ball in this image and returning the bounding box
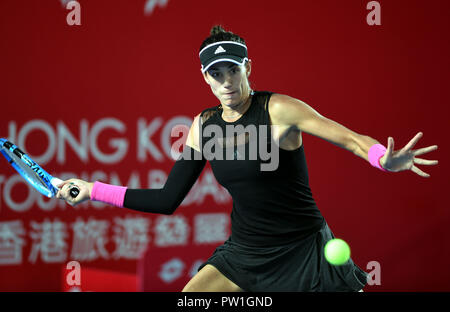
[324,238,351,266]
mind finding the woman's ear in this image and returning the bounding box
[245,60,252,77]
[202,70,210,85]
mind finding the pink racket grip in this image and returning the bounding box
[90,181,127,207]
[368,144,388,172]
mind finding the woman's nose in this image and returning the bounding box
[223,73,233,86]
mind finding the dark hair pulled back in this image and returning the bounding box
[199,25,246,52]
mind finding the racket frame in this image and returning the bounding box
[0,138,61,198]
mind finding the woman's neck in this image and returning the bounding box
[221,92,252,120]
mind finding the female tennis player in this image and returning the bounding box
[57,26,438,292]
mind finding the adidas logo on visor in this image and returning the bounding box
[214,46,226,54]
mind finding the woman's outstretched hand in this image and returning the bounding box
[380,132,438,177]
[56,179,94,206]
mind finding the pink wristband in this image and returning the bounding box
[90,181,127,207]
[368,144,388,172]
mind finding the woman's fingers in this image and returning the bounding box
[402,132,423,152]
[56,180,68,191]
[413,145,438,156]
[56,183,69,199]
[56,180,80,205]
[411,165,430,178]
[385,137,394,158]
[414,158,438,166]
[60,183,71,200]
[63,186,78,206]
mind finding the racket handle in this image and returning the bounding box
[51,178,79,198]
[69,187,80,198]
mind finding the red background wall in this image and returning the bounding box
[0,0,449,291]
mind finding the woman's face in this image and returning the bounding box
[203,61,251,109]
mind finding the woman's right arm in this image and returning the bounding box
[57,114,206,214]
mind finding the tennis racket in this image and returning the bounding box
[0,138,79,198]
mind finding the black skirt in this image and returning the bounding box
[198,221,368,291]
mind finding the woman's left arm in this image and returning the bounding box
[269,94,438,177]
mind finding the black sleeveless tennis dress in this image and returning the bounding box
[197,91,368,291]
